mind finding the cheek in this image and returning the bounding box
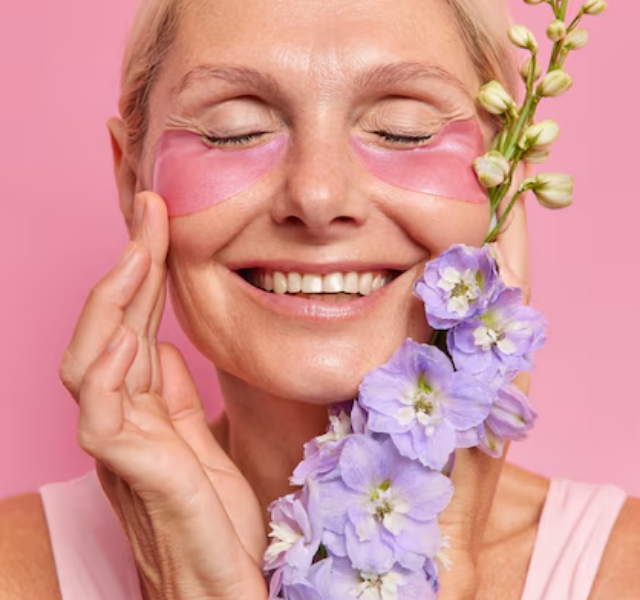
[352,119,487,205]
[153,132,287,217]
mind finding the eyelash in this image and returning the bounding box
[373,132,434,146]
[200,131,434,148]
[202,132,268,146]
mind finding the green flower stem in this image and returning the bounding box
[503,94,539,161]
[556,0,569,20]
[485,186,527,244]
[526,55,539,92]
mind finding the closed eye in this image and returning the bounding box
[373,131,434,147]
[202,132,269,147]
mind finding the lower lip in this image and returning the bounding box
[228,271,397,321]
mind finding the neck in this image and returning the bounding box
[213,370,333,518]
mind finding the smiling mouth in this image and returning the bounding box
[238,269,401,301]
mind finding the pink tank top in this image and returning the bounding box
[40,471,626,600]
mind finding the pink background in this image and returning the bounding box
[1,1,638,499]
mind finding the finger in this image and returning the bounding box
[147,281,167,395]
[159,343,266,562]
[122,192,169,396]
[438,447,506,598]
[158,343,228,466]
[60,245,150,400]
[77,326,138,448]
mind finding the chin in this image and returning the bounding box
[238,312,431,405]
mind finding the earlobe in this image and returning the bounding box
[107,117,138,233]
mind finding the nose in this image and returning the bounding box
[271,133,368,240]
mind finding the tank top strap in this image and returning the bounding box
[40,471,143,600]
[521,478,626,600]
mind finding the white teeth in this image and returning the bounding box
[323,272,344,293]
[252,270,395,294]
[344,272,359,294]
[288,272,302,293]
[274,271,288,294]
[358,272,373,296]
[264,272,274,292]
[302,273,324,293]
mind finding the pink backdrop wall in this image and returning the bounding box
[1,1,638,499]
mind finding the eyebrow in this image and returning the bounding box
[172,61,472,101]
[355,62,472,99]
[173,65,281,99]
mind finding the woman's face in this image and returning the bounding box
[138,0,495,403]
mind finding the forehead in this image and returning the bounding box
[164,0,478,94]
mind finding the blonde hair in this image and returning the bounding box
[118,0,518,162]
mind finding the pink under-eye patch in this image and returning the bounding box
[352,119,488,204]
[153,131,287,217]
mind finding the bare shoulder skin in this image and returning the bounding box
[590,495,640,599]
[0,493,61,600]
[478,463,550,599]
[0,466,637,599]
[478,464,640,600]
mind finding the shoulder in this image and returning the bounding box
[477,463,549,600]
[0,493,61,600]
[589,495,640,599]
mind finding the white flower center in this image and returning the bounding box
[395,376,443,435]
[473,324,515,354]
[355,571,405,600]
[437,267,481,317]
[315,411,352,445]
[264,521,302,562]
[367,483,410,535]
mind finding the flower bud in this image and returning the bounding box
[473,151,511,188]
[520,57,542,83]
[477,81,517,116]
[524,0,546,4]
[508,25,539,52]
[523,146,551,164]
[563,29,589,50]
[524,173,574,209]
[583,0,607,15]
[546,20,567,42]
[520,119,561,150]
[537,69,573,97]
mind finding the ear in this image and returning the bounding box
[107,117,138,234]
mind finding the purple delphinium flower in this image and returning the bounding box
[359,339,494,470]
[414,244,503,330]
[447,287,547,384]
[478,385,538,458]
[291,404,359,486]
[264,482,323,584]
[327,557,437,600]
[318,435,453,573]
[269,559,331,600]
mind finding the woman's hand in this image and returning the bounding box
[437,178,532,599]
[59,192,268,600]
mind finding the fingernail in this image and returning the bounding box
[133,194,146,235]
[108,326,126,351]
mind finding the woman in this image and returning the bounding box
[0,0,638,598]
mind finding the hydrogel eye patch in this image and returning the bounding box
[153,131,288,217]
[351,119,488,204]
